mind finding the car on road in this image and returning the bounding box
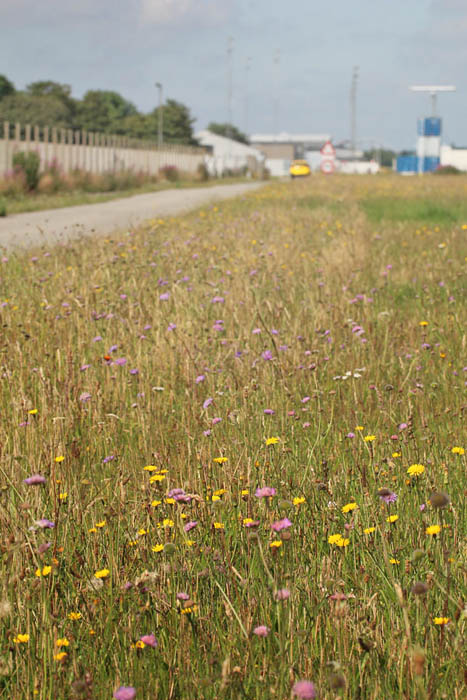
[289,159,311,178]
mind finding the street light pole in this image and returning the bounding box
[155,82,163,147]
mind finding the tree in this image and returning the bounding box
[0,74,15,101]
[207,122,249,144]
[152,99,196,145]
[26,81,76,124]
[363,148,397,168]
[75,90,138,133]
[0,93,72,128]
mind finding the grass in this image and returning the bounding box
[0,174,465,700]
[1,175,252,216]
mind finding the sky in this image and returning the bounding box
[1,0,467,149]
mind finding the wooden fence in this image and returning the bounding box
[0,122,206,177]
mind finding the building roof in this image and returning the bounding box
[196,130,264,157]
[250,132,331,145]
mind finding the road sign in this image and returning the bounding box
[320,141,336,157]
[320,159,335,174]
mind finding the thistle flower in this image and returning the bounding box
[24,474,46,485]
[253,625,270,637]
[114,688,136,700]
[255,486,276,498]
[292,680,317,698]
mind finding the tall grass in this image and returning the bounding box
[0,174,465,699]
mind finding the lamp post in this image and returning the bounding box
[155,82,163,147]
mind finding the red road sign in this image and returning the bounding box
[321,159,335,174]
[320,141,336,157]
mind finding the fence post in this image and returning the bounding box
[51,127,58,167]
[25,124,31,152]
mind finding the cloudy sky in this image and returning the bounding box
[1,0,466,149]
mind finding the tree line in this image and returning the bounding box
[0,75,249,146]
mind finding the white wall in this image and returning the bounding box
[196,130,263,176]
[440,145,467,171]
[337,160,380,174]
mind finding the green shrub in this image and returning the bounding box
[433,165,461,175]
[12,150,41,191]
[0,198,6,216]
[196,162,209,182]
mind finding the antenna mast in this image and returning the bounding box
[350,66,359,157]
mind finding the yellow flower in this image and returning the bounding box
[35,566,52,577]
[54,456,65,463]
[28,409,38,415]
[426,525,441,535]
[185,540,195,547]
[164,498,175,505]
[364,435,376,442]
[451,446,464,455]
[341,502,358,514]
[389,558,400,565]
[151,500,162,508]
[56,638,69,647]
[68,612,81,620]
[54,652,67,661]
[386,515,399,523]
[293,496,305,506]
[265,436,280,445]
[419,321,428,326]
[433,617,450,625]
[392,452,401,458]
[143,465,158,471]
[13,634,29,643]
[59,492,68,501]
[94,569,110,579]
[211,495,221,502]
[355,426,364,431]
[270,540,282,548]
[149,474,165,483]
[243,518,255,526]
[213,522,224,529]
[213,457,227,463]
[88,527,97,533]
[363,527,376,534]
[162,519,174,528]
[152,544,164,552]
[241,489,249,496]
[328,534,343,545]
[135,640,146,649]
[336,538,350,547]
[95,521,106,528]
[407,464,425,476]
[137,529,148,536]
[213,488,226,496]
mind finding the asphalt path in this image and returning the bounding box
[0,181,264,250]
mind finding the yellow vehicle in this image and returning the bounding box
[289,159,311,178]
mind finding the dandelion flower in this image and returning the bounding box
[386,515,399,523]
[213,457,227,463]
[364,435,376,442]
[56,638,69,647]
[270,540,282,548]
[94,569,110,579]
[265,436,280,445]
[433,617,450,625]
[293,496,305,506]
[363,527,376,535]
[213,522,224,530]
[13,634,29,644]
[426,525,441,535]
[389,558,400,565]
[35,566,52,577]
[407,464,425,476]
[54,456,65,463]
[54,652,67,661]
[152,544,164,552]
[451,446,464,455]
[341,502,358,514]
[68,612,81,620]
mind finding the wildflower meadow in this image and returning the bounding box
[0,174,465,699]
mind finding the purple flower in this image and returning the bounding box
[346,432,355,439]
[159,292,170,301]
[130,369,139,375]
[167,323,176,331]
[301,396,311,403]
[262,350,273,361]
[252,328,261,334]
[195,375,205,384]
[378,490,397,504]
[114,688,136,700]
[203,430,211,437]
[203,398,213,409]
[253,625,270,637]
[139,633,157,648]
[143,324,152,331]
[92,336,102,343]
[244,519,260,527]
[292,680,317,699]
[80,364,91,372]
[103,455,115,463]
[168,488,191,503]
[398,422,408,431]
[109,345,118,353]
[79,392,92,403]
[255,486,276,499]
[38,541,51,554]
[35,519,55,529]
[120,294,127,300]
[114,358,127,366]
[24,474,46,485]
[271,518,292,532]
[212,417,222,425]
[264,408,275,415]
[211,296,225,303]
[184,521,198,532]
[274,588,290,601]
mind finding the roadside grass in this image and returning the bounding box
[1,175,252,216]
[0,174,465,699]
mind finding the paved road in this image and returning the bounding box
[0,182,264,250]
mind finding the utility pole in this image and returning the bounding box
[155,82,163,146]
[350,66,359,157]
